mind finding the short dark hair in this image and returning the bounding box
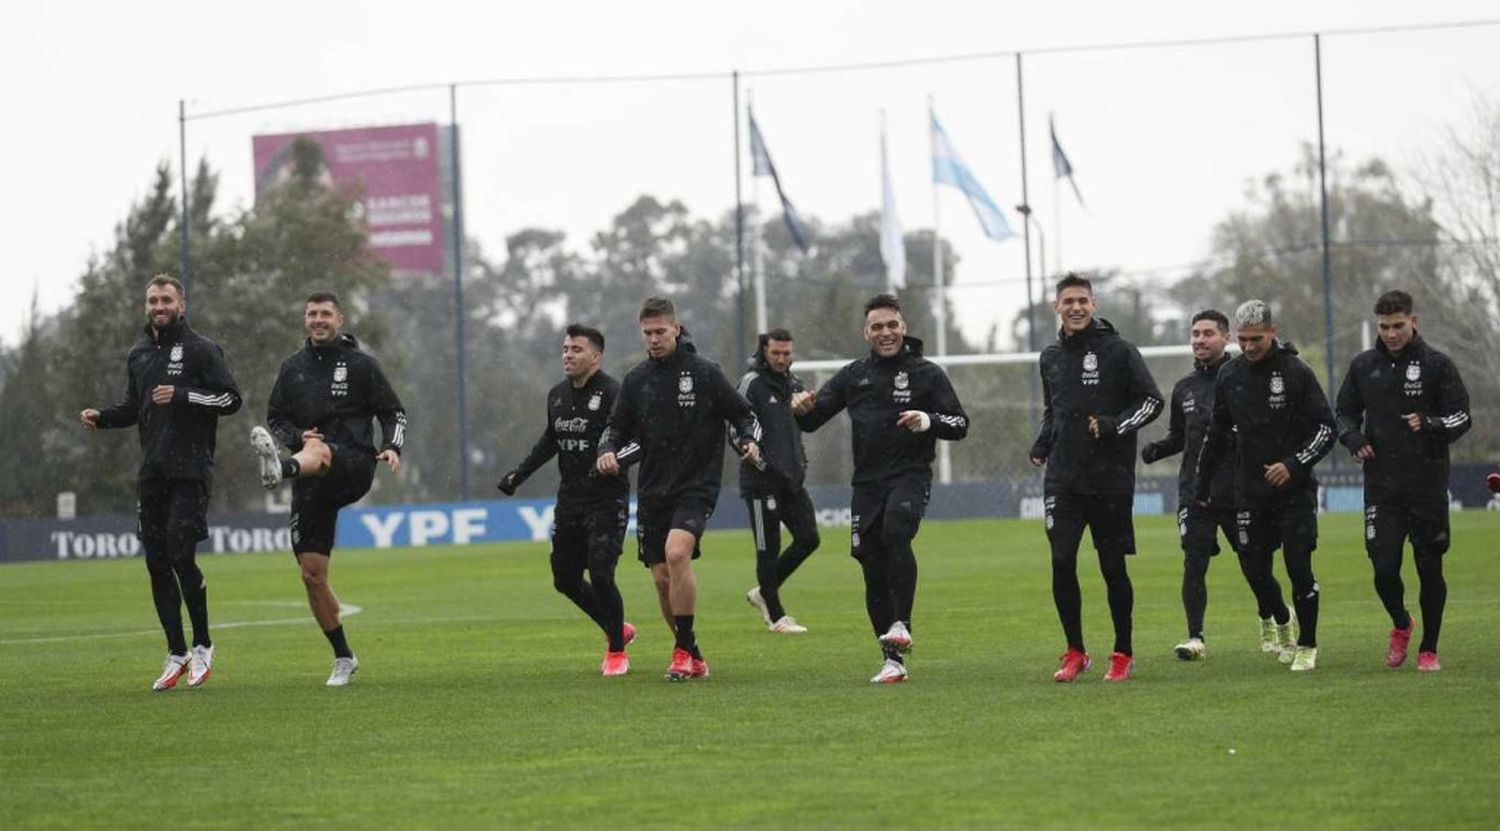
[1191,309,1230,333]
[146,274,184,298]
[864,293,902,316]
[1055,272,1092,296]
[305,291,343,312]
[765,327,794,342]
[565,323,605,352]
[1374,290,1414,316]
[639,296,675,322]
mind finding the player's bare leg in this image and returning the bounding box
[298,552,357,686]
[664,530,706,679]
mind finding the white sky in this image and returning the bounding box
[3,0,1498,351]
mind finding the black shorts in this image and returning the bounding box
[1235,502,1318,556]
[1045,492,1136,557]
[554,499,629,568]
[849,480,929,562]
[636,491,715,567]
[138,478,210,544]
[1179,504,1239,558]
[1364,497,1451,558]
[290,443,376,556]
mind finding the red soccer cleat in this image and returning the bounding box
[1104,652,1135,682]
[1417,651,1441,672]
[1386,618,1415,668]
[689,655,710,679]
[665,647,694,681]
[621,622,637,647]
[1486,473,1500,493]
[1053,649,1092,682]
[601,650,630,677]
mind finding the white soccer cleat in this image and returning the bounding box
[186,644,215,687]
[250,426,283,490]
[152,653,191,691]
[1276,616,1299,664]
[870,658,908,684]
[769,615,808,634]
[746,586,772,626]
[1174,637,1206,661]
[878,621,913,653]
[326,656,359,687]
[1258,618,1279,653]
[1290,646,1318,672]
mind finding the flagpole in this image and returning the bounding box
[1052,174,1063,274]
[1016,54,1040,434]
[733,71,748,370]
[928,97,952,484]
[750,96,767,336]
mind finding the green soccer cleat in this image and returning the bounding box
[1290,646,1318,672]
[1276,616,1299,664]
[1258,618,1279,653]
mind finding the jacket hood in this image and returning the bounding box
[1058,316,1119,347]
[306,332,360,353]
[650,325,697,365]
[1375,331,1424,360]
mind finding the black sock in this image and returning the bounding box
[173,538,211,648]
[146,549,188,655]
[1183,553,1209,641]
[281,458,301,479]
[1415,554,1446,653]
[324,625,353,659]
[673,615,696,653]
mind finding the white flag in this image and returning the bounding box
[880,117,906,290]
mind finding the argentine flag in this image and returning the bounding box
[930,114,1013,241]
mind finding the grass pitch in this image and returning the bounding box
[3,512,1499,829]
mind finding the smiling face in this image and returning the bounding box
[144,282,183,330]
[1191,319,1229,364]
[764,337,794,374]
[640,315,680,359]
[1054,286,1095,335]
[562,334,602,381]
[1377,312,1417,355]
[305,300,344,345]
[864,307,906,358]
[1236,322,1278,363]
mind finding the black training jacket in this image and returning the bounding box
[736,335,809,495]
[511,370,629,510]
[1335,334,1471,502]
[1030,318,1164,496]
[1195,341,1335,508]
[597,331,760,502]
[1143,355,1235,507]
[796,336,968,490]
[267,333,407,459]
[96,318,242,481]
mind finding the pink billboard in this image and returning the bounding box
[253,123,445,274]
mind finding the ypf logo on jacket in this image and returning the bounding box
[1268,372,1286,409]
[1082,352,1100,386]
[331,362,350,397]
[677,371,696,407]
[1404,362,1423,396]
[168,344,185,376]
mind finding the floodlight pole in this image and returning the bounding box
[178,99,191,300]
[1314,34,1338,471]
[1016,55,1041,430]
[450,84,471,501]
[733,71,748,370]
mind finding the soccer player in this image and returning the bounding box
[1142,309,1292,660]
[1195,299,1336,672]
[795,293,969,684]
[80,274,242,691]
[596,297,762,681]
[1335,290,1470,672]
[249,291,407,687]
[738,329,821,634]
[498,324,636,676]
[1030,274,1163,683]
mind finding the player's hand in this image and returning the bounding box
[376,449,401,473]
[597,452,620,476]
[1403,413,1424,432]
[791,391,815,415]
[79,408,100,430]
[151,385,175,404]
[1029,455,1046,468]
[497,470,519,496]
[739,441,762,465]
[1088,415,1101,438]
[1352,444,1375,462]
[302,428,324,443]
[897,411,931,432]
[1263,462,1291,488]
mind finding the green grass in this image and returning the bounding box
[3,512,1499,829]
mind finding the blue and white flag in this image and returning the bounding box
[880,118,906,290]
[930,114,1013,241]
[749,110,810,252]
[1050,113,1085,208]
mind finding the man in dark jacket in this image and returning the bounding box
[1195,299,1336,672]
[1030,273,1163,683]
[81,275,242,691]
[1143,309,1291,661]
[1336,290,1470,672]
[499,324,636,676]
[249,291,406,687]
[796,294,969,684]
[737,329,821,635]
[596,297,761,681]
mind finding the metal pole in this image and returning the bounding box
[449,84,471,501]
[749,94,767,336]
[1315,36,1337,402]
[928,98,951,484]
[178,99,190,299]
[733,71,748,370]
[1016,54,1040,431]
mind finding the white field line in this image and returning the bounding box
[0,601,363,646]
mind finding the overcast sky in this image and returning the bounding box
[4,0,1498,352]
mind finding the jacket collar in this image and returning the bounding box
[144,316,190,345]
[1376,331,1425,361]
